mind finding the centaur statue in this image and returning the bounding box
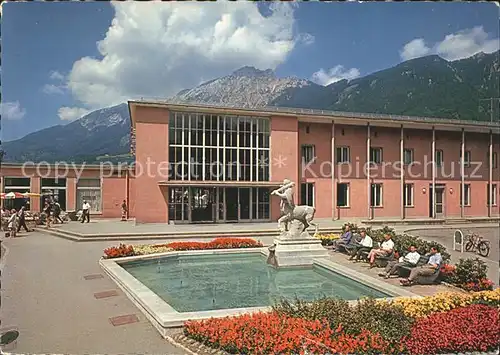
[271,179,318,235]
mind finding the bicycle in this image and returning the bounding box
[464,232,491,257]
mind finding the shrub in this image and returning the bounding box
[273,297,413,343]
[391,289,500,318]
[184,312,399,354]
[103,243,134,258]
[449,257,488,285]
[403,304,500,354]
[160,237,263,251]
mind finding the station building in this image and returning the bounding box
[1,100,499,224]
[129,100,500,224]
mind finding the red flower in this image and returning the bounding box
[403,304,499,354]
[154,237,263,251]
[103,243,135,258]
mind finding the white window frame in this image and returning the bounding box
[336,183,350,207]
[370,147,383,164]
[460,183,471,207]
[370,183,383,207]
[300,183,315,207]
[301,144,316,164]
[76,178,102,213]
[403,148,414,165]
[435,149,444,167]
[336,146,350,164]
[403,183,414,207]
[487,184,497,206]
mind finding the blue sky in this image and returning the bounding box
[1,1,499,141]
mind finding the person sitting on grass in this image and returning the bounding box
[400,247,442,286]
[332,224,352,251]
[367,233,395,268]
[348,228,373,261]
[379,245,420,279]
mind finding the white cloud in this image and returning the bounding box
[1,101,26,120]
[42,84,65,95]
[49,71,65,81]
[311,65,361,86]
[65,2,308,109]
[58,106,90,121]
[400,38,431,61]
[400,26,500,61]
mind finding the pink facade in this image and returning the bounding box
[127,102,500,223]
[0,164,136,218]
[2,102,498,223]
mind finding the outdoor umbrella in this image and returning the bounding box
[1,192,25,199]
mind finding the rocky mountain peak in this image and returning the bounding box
[231,66,275,78]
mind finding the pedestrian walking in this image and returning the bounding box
[81,200,91,223]
[7,209,18,238]
[17,206,30,233]
[121,200,128,221]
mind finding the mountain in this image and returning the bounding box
[2,51,499,163]
[2,103,131,163]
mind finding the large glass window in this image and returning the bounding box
[3,177,31,211]
[41,178,67,210]
[168,112,270,182]
[76,178,101,212]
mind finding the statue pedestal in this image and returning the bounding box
[271,237,329,267]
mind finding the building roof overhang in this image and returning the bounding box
[128,100,500,134]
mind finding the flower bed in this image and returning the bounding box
[103,237,263,259]
[314,233,340,246]
[184,290,500,354]
[157,237,263,251]
[441,257,495,292]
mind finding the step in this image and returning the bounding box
[35,226,343,242]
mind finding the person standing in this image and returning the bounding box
[81,200,91,223]
[121,200,128,221]
[53,201,64,224]
[7,209,18,238]
[44,202,53,228]
[17,206,30,233]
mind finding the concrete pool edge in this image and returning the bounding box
[99,249,419,338]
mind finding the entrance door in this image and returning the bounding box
[225,188,239,221]
[435,187,445,218]
[191,187,216,223]
[429,185,445,218]
[239,188,250,220]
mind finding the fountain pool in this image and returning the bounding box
[100,249,417,336]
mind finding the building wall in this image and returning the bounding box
[133,105,170,223]
[270,115,300,220]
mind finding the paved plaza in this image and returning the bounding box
[1,221,498,353]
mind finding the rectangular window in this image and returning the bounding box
[337,183,349,207]
[487,184,497,206]
[301,145,315,164]
[336,146,350,164]
[487,152,498,168]
[168,112,270,182]
[403,148,414,165]
[435,149,444,167]
[460,183,471,207]
[460,150,471,167]
[370,183,383,207]
[3,177,31,211]
[369,147,383,164]
[76,178,102,212]
[300,183,314,207]
[404,183,414,207]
